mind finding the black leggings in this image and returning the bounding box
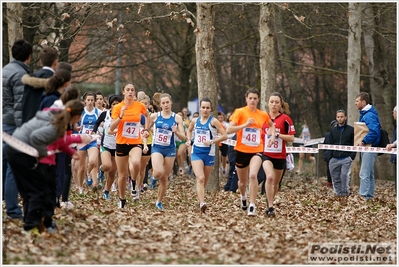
[61,154,73,202]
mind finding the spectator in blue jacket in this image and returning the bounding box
[355,92,381,199]
[386,105,397,193]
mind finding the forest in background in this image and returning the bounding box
[2,2,397,181]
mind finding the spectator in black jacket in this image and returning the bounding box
[327,110,356,197]
[323,120,338,188]
[21,45,58,123]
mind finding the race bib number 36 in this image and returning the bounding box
[242,128,260,147]
[122,122,139,139]
[194,129,210,147]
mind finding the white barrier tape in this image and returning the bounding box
[286,147,319,153]
[318,144,397,155]
[222,137,325,147]
[3,131,40,157]
[219,136,397,155]
[293,137,325,146]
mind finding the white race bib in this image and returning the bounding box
[122,122,140,139]
[264,134,283,153]
[194,129,210,147]
[154,128,173,146]
[82,125,94,135]
[241,128,260,147]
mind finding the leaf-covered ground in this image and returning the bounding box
[2,167,397,265]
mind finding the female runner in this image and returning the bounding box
[226,88,276,216]
[261,92,295,217]
[186,97,227,213]
[110,83,149,208]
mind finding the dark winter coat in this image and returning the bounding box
[326,122,357,160]
[2,59,30,127]
[21,68,53,123]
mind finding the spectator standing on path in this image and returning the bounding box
[217,112,229,176]
[223,134,238,193]
[148,93,186,210]
[296,120,315,174]
[2,39,32,219]
[326,110,356,197]
[355,92,381,200]
[386,105,397,193]
[186,97,227,213]
[39,69,71,110]
[323,120,338,188]
[110,83,149,208]
[261,92,296,217]
[5,100,84,235]
[21,45,58,123]
[226,87,276,216]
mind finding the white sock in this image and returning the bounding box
[249,203,255,208]
[241,195,247,201]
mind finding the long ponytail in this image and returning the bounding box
[52,99,84,138]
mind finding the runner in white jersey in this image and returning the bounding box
[92,94,122,200]
[75,91,100,195]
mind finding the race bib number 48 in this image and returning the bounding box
[242,128,260,147]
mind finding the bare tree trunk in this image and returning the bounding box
[195,3,219,191]
[361,3,394,180]
[259,3,276,111]
[348,2,362,186]
[7,3,24,62]
[275,6,322,140]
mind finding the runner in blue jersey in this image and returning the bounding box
[148,93,186,210]
[186,97,227,213]
[76,91,100,195]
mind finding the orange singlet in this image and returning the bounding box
[112,100,147,145]
[229,106,271,153]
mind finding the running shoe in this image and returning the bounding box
[241,199,248,211]
[24,227,40,236]
[266,207,276,217]
[143,183,148,191]
[78,187,84,195]
[150,176,157,189]
[111,182,117,192]
[200,203,207,213]
[248,206,256,216]
[87,177,93,187]
[98,166,104,181]
[155,202,163,211]
[119,198,126,208]
[103,191,110,200]
[60,201,74,209]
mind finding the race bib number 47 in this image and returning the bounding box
[122,122,139,139]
